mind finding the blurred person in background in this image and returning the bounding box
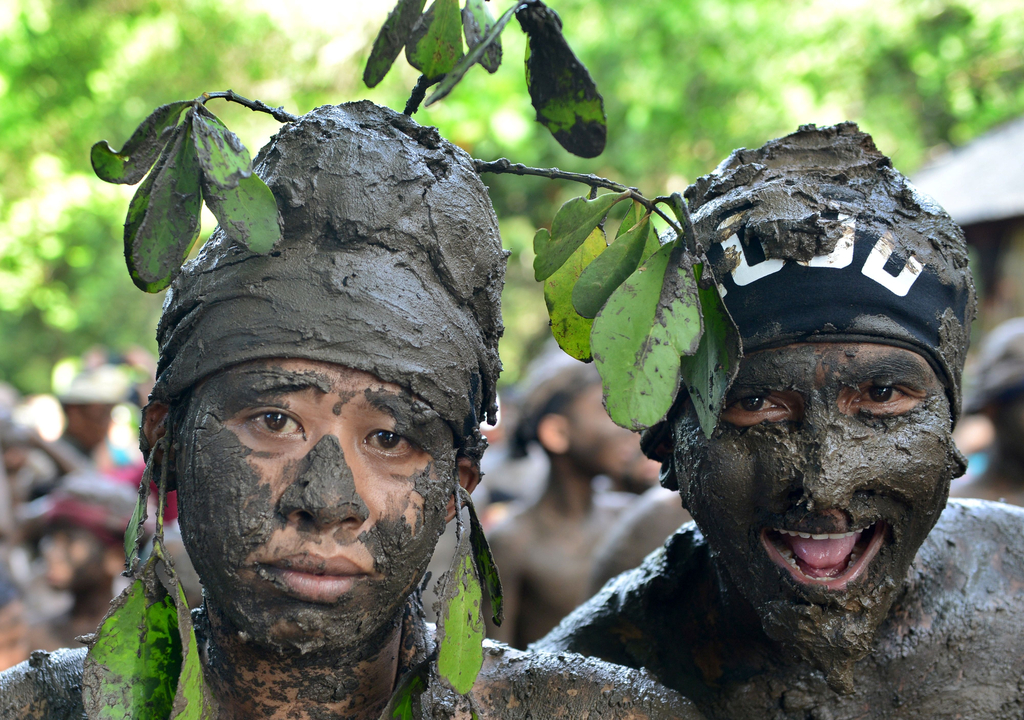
[485,349,660,648]
[951,317,1024,506]
[20,472,137,651]
[57,365,128,472]
[0,565,27,672]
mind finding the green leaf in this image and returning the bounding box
[516,2,606,158]
[533,191,627,281]
[678,264,742,438]
[170,581,216,719]
[202,173,282,253]
[405,0,465,80]
[462,0,502,72]
[124,480,149,572]
[379,659,430,720]
[425,1,518,105]
[435,519,484,696]
[543,226,605,361]
[91,101,191,185]
[124,116,203,293]
[572,212,650,319]
[191,104,252,190]
[363,0,429,88]
[591,241,704,430]
[458,487,503,626]
[82,555,182,720]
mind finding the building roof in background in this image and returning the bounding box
[913,115,1024,227]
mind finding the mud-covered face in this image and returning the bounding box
[673,343,960,686]
[174,359,458,657]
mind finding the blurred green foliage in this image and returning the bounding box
[2,0,1023,393]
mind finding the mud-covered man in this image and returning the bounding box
[0,102,701,720]
[538,123,1024,719]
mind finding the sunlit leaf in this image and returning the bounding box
[436,520,484,696]
[459,487,503,626]
[191,104,252,190]
[591,241,704,430]
[379,659,430,720]
[364,0,429,87]
[425,1,519,105]
[202,173,282,253]
[679,263,741,438]
[573,212,650,319]
[91,101,191,185]
[170,581,216,719]
[123,480,149,572]
[124,117,203,293]
[462,0,502,72]
[517,2,606,158]
[82,555,182,720]
[406,0,465,81]
[533,191,627,281]
[544,226,605,361]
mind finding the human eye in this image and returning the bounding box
[721,391,800,427]
[254,410,304,436]
[851,382,923,416]
[365,429,412,454]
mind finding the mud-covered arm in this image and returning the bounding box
[0,648,87,720]
[471,642,706,719]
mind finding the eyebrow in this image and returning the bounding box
[841,353,936,384]
[246,369,335,396]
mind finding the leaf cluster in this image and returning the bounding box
[535,189,739,435]
[91,96,283,292]
[364,0,607,158]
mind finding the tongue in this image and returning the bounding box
[785,532,861,569]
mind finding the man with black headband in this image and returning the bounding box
[0,102,701,720]
[537,123,1024,719]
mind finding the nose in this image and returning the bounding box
[277,434,369,532]
[797,416,870,512]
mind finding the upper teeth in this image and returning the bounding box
[776,529,858,540]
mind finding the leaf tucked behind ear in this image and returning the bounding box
[83,555,183,720]
[591,241,704,430]
[425,0,519,105]
[533,191,627,281]
[458,487,503,626]
[202,173,282,253]
[435,514,484,696]
[516,2,606,158]
[543,226,605,361]
[679,264,742,438]
[572,212,650,319]
[364,0,429,88]
[124,116,203,293]
[191,104,252,190]
[91,101,191,185]
[406,0,465,80]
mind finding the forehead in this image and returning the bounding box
[200,358,408,397]
[733,342,941,390]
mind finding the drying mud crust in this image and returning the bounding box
[536,124,1024,719]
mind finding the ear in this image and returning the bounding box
[445,457,481,523]
[142,402,169,462]
[536,413,571,455]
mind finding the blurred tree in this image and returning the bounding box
[2,0,1023,393]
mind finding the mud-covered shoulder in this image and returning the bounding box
[0,647,87,720]
[532,522,706,663]
[472,641,707,719]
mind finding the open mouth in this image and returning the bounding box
[761,522,886,590]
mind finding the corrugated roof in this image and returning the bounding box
[912,115,1024,226]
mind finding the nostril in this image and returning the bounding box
[289,509,317,533]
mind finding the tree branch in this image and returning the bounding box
[473,158,685,236]
[200,90,299,124]
[404,75,441,116]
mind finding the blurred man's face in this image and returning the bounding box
[565,383,660,492]
[673,342,959,686]
[62,403,114,452]
[41,527,107,592]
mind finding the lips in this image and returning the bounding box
[761,522,887,591]
[259,554,371,603]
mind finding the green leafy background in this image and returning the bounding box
[3,0,1023,393]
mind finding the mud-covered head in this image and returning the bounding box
[659,124,976,692]
[150,101,505,461]
[686,121,975,421]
